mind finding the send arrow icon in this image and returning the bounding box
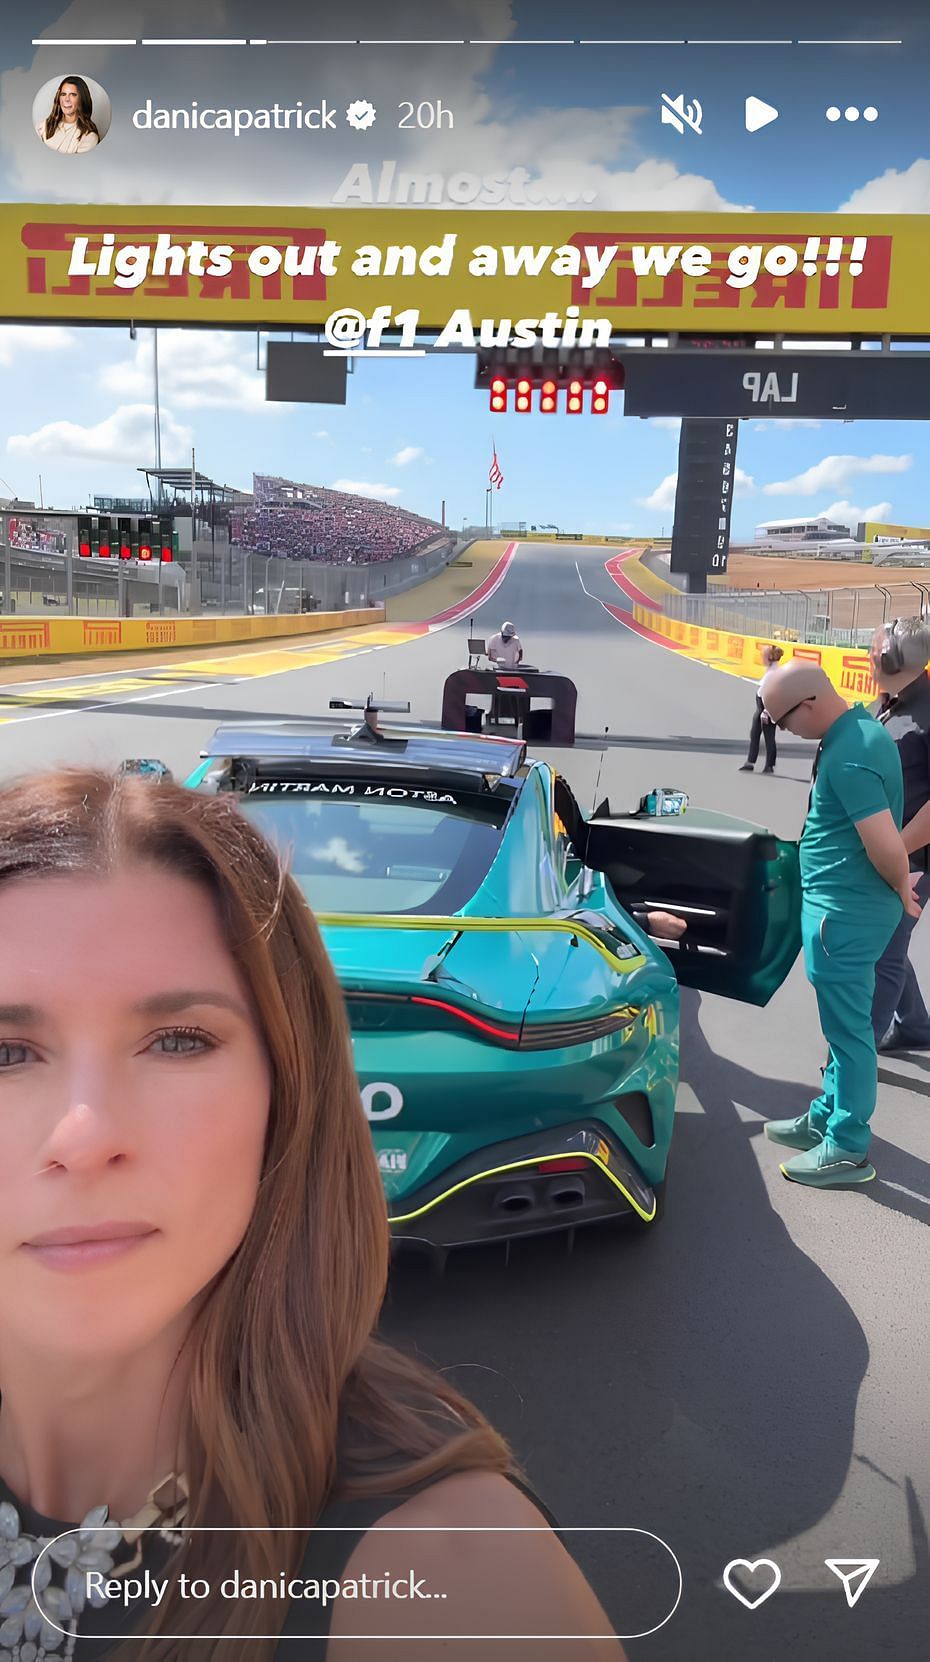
[824,1559,880,1608]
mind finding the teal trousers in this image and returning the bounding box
[802,902,900,1156]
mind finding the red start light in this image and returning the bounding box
[161,545,173,562]
[593,394,609,414]
[119,542,132,559]
[491,394,506,411]
[491,376,506,393]
[78,541,91,557]
[593,379,609,395]
[569,379,583,395]
[139,544,152,561]
[567,396,583,413]
[541,394,557,412]
[542,379,556,395]
[516,395,531,412]
[516,378,531,393]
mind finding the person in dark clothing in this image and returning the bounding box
[869,616,930,1052]
[739,642,784,773]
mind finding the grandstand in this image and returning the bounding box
[231,474,444,565]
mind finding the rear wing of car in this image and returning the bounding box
[198,721,528,792]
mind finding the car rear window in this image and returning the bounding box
[239,789,507,914]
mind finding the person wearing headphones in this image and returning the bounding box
[869,616,930,1052]
[486,620,523,668]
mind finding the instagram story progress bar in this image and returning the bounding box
[31,37,906,48]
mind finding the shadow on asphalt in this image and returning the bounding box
[381,990,926,1662]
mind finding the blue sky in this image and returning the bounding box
[1,0,929,536]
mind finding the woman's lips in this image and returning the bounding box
[23,1225,158,1271]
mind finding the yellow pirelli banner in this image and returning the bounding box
[0,607,383,660]
[0,207,927,334]
[633,604,878,702]
[861,520,930,543]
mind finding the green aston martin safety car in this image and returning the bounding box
[180,706,801,1257]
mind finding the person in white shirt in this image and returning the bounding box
[486,621,523,669]
[36,76,100,153]
[740,643,784,773]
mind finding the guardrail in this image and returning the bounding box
[0,606,384,660]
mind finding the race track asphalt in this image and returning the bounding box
[1,541,927,1661]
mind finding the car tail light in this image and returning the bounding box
[536,1157,589,1174]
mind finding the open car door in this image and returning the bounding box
[581,802,801,1007]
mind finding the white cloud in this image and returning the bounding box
[752,419,824,432]
[838,159,930,212]
[7,403,192,462]
[310,837,367,875]
[100,331,269,410]
[814,499,895,531]
[0,326,75,366]
[639,472,679,514]
[313,430,332,440]
[391,445,425,467]
[330,478,402,500]
[763,453,912,496]
[639,466,754,514]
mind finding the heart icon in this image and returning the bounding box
[722,1558,782,1610]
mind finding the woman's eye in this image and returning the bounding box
[148,1028,215,1056]
[0,1042,33,1068]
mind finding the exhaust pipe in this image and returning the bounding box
[544,1176,586,1211]
[494,1183,536,1214]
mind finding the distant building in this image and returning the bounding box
[755,516,853,543]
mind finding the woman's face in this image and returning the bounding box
[0,866,272,1365]
[58,83,81,122]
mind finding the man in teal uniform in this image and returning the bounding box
[759,660,918,1188]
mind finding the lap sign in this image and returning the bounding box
[742,369,799,405]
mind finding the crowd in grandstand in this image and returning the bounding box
[230,474,444,564]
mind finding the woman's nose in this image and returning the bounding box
[38,1077,132,1173]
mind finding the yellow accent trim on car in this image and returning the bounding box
[388,1150,657,1226]
[317,912,647,975]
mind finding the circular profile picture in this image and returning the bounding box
[32,73,112,154]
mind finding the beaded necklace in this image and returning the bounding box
[0,1472,188,1662]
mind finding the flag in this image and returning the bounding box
[489,447,504,490]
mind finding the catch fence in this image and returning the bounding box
[656,580,930,646]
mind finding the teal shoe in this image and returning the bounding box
[780,1139,875,1188]
[764,1113,823,1152]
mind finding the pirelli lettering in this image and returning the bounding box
[0,620,51,652]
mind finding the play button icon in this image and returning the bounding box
[745,95,779,132]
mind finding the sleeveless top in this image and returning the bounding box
[0,1471,557,1658]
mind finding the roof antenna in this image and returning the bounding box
[591,725,609,817]
[329,693,410,747]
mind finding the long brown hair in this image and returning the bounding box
[0,769,514,1660]
[44,75,100,140]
